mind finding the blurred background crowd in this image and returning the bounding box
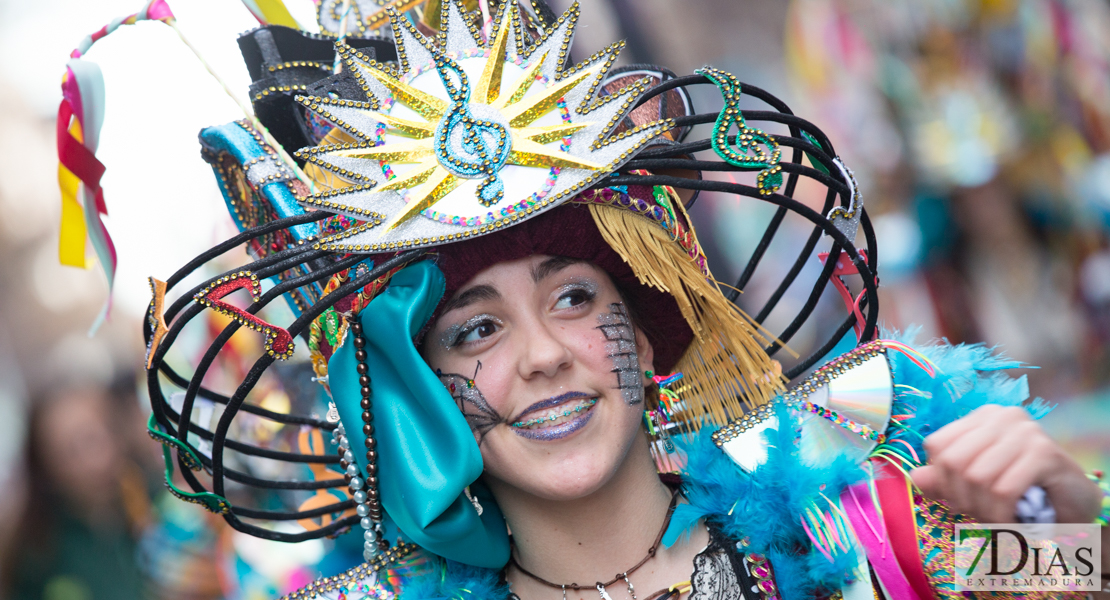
[0,0,1107,598]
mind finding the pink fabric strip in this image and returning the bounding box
[840,482,922,600]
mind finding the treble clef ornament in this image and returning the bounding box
[431,54,513,207]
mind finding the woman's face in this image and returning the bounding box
[423,255,655,502]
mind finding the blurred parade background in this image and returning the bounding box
[0,0,1108,598]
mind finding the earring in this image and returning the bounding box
[464,486,483,516]
[645,372,685,472]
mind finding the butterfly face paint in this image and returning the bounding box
[438,362,505,442]
[596,303,643,406]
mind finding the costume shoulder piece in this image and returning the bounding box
[677,336,1072,600]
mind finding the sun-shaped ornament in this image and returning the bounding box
[294,0,674,253]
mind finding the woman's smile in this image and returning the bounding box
[510,392,599,440]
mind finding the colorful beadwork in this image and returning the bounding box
[572,179,710,278]
[789,399,887,444]
[307,265,404,387]
[278,541,420,600]
[697,67,783,196]
[745,552,781,599]
[194,270,295,359]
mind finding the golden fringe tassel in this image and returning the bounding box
[588,203,785,430]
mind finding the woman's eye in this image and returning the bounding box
[457,320,499,345]
[553,287,595,310]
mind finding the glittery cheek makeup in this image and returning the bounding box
[595,302,643,406]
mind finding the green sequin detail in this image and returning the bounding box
[697,67,783,196]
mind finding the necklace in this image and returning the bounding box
[509,488,680,600]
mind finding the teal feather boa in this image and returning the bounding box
[395,334,1052,600]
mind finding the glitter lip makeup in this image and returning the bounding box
[512,391,591,422]
[510,391,598,441]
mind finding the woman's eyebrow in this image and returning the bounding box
[441,284,501,314]
[531,256,582,283]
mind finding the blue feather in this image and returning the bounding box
[669,332,1054,599]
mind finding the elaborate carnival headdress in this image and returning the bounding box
[60,0,879,570]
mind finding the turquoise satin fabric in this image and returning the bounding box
[329,261,510,568]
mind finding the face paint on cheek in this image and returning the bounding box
[596,302,643,406]
[437,363,505,441]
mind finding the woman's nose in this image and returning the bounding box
[517,319,572,379]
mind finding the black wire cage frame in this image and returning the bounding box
[144,20,879,544]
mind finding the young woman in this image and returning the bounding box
[117,0,1110,598]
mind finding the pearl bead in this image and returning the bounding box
[357,504,370,517]
[349,477,363,490]
[361,517,374,530]
[343,450,354,463]
[353,491,367,503]
[364,529,378,543]
[346,464,359,477]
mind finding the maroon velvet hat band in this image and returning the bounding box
[420,203,695,374]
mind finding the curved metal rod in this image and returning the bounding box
[599,174,879,348]
[207,250,426,498]
[173,253,366,465]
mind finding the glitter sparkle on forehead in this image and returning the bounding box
[294,0,673,253]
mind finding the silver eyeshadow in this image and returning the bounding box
[439,314,503,350]
[555,279,599,303]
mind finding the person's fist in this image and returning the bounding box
[910,405,1102,524]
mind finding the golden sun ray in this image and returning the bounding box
[382,168,461,230]
[518,122,590,145]
[377,162,440,192]
[332,140,435,163]
[504,66,600,128]
[473,7,513,106]
[507,135,605,170]
[363,66,448,121]
[492,51,549,110]
[363,111,436,139]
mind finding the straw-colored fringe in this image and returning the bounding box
[588,204,785,429]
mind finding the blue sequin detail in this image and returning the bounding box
[431,55,512,207]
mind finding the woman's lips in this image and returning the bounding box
[510,404,596,441]
[511,391,592,423]
[509,392,598,441]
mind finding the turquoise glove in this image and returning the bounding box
[329,261,510,568]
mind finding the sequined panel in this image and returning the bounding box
[913,492,1087,600]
